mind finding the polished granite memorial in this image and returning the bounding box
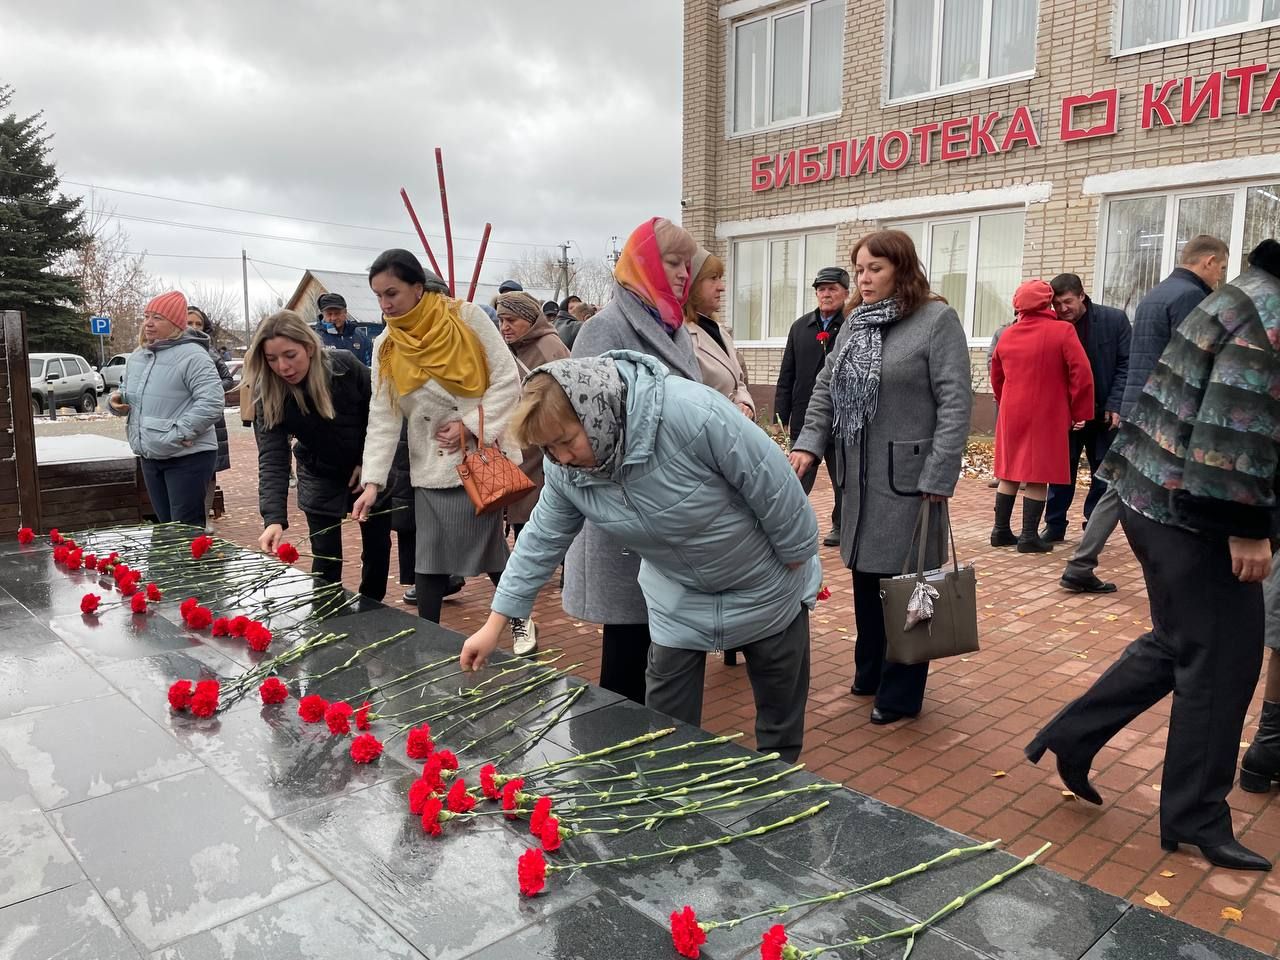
[0,528,1267,960]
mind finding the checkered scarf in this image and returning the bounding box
[830,296,902,438]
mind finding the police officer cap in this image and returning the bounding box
[317,293,347,311]
[812,267,850,290]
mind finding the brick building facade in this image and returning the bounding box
[682,0,1280,423]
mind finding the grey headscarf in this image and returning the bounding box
[830,296,902,437]
[531,357,627,478]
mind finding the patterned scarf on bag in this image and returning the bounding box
[830,296,903,438]
[533,357,628,479]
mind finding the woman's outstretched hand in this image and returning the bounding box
[350,484,379,522]
[460,612,509,671]
[788,450,816,477]
[258,524,284,553]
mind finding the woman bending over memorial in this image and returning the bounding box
[109,290,225,527]
[351,249,523,626]
[458,351,820,763]
[247,309,395,599]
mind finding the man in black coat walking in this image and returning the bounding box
[775,266,848,546]
[1042,274,1131,542]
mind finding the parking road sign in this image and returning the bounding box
[90,316,111,336]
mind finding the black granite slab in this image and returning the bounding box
[149,881,426,960]
[0,615,60,649]
[47,608,203,667]
[1080,905,1269,959]
[97,647,244,727]
[0,641,115,720]
[49,767,328,951]
[0,881,143,960]
[0,757,83,910]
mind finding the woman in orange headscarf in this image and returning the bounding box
[352,249,524,631]
[563,217,702,704]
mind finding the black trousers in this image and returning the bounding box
[141,451,216,526]
[1030,506,1264,845]
[600,622,651,705]
[646,608,810,763]
[305,509,392,602]
[852,571,929,715]
[799,442,842,529]
[1045,421,1117,534]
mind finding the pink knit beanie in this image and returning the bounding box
[145,291,188,329]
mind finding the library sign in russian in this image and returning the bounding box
[750,61,1280,192]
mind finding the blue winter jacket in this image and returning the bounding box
[1076,299,1131,418]
[1119,267,1213,417]
[491,351,822,651]
[116,330,225,460]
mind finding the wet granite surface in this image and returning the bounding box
[0,532,1266,960]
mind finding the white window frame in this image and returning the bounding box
[1094,180,1280,303]
[1114,0,1280,56]
[883,0,1039,106]
[892,209,1027,345]
[728,228,839,345]
[726,0,843,138]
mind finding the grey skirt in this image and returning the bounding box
[1265,557,1280,651]
[414,486,508,577]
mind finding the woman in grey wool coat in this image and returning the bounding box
[790,230,973,725]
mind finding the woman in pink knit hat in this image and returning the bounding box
[109,291,226,526]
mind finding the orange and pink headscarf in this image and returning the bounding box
[613,217,697,335]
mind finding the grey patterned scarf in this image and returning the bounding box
[532,357,627,479]
[830,296,902,437]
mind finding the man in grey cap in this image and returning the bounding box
[775,266,849,547]
[313,292,384,367]
[498,279,524,294]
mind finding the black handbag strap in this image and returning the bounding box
[901,500,961,579]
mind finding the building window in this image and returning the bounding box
[730,0,844,134]
[1100,182,1280,314]
[894,211,1026,340]
[1118,0,1280,52]
[888,0,1038,102]
[731,231,837,341]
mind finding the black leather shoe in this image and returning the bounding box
[850,682,876,696]
[1025,739,1102,805]
[822,528,840,547]
[1059,574,1117,594]
[1040,527,1067,543]
[444,576,465,597]
[870,706,916,725]
[1161,837,1272,871]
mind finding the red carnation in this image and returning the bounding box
[185,605,213,630]
[298,694,328,723]
[83,553,97,568]
[761,925,791,960]
[517,847,547,897]
[502,777,526,819]
[119,579,139,598]
[190,534,213,559]
[259,677,289,704]
[324,701,354,735]
[190,679,220,718]
[66,548,83,570]
[816,330,831,343]
[111,563,129,583]
[146,582,162,601]
[180,596,199,618]
[354,702,372,730]
[16,527,34,545]
[63,538,77,550]
[530,796,553,835]
[446,778,476,814]
[816,585,831,602]
[211,617,232,637]
[420,796,444,837]
[130,593,148,615]
[245,622,273,653]
[276,543,299,564]
[408,779,434,815]
[97,556,112,573]
[229,615,251,637]
[480,764,501,800]
[405,725,435,760]
[80,593,101,615]
[49,528,62,544]
[540,816,563,852]
[435,749,458,771]
[350,733,383,764]
[420,754,445,794]
[670,906,707,959]
[53,546,69,565]
[168,679,194,711]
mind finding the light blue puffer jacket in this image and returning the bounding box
[492,351,822,651]
[116,331,225,460]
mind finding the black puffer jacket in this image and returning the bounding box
[1120,268,1212,417]
[255,350,386,526]
[208,348,233,472]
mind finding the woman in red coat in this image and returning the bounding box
[990,280,1094,552]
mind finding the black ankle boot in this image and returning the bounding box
[1017,498,1053,553]
[1241,700,1280,793]
[990,491,1017,547]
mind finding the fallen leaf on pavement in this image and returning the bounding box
[1159,870,1176,878]
[1220,907,1243,922]
[1062,790,1076,800]
[1143,891,1171,908]
[991,770,1007,778]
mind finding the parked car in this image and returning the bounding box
[100,353,129,389]
[29,353,100,413]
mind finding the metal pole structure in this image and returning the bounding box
[465,223,492,303]
[435,148,455,296]
[242,249,250,345]
[400,188,444,278]
[559,241,572,299]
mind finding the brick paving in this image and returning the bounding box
[212,423,1280,955]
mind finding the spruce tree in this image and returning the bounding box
[0,84,89,355]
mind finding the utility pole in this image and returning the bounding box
[241,249,250,347]
[558,241,573,301]
[607,236,621,268]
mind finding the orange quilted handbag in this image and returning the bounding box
[455,405,534,516]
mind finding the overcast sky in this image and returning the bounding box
[2,1,683,320]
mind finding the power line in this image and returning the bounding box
[248,258,285,302]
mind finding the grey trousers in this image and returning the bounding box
[645,608,810,763]
[1062,484,1123,581]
